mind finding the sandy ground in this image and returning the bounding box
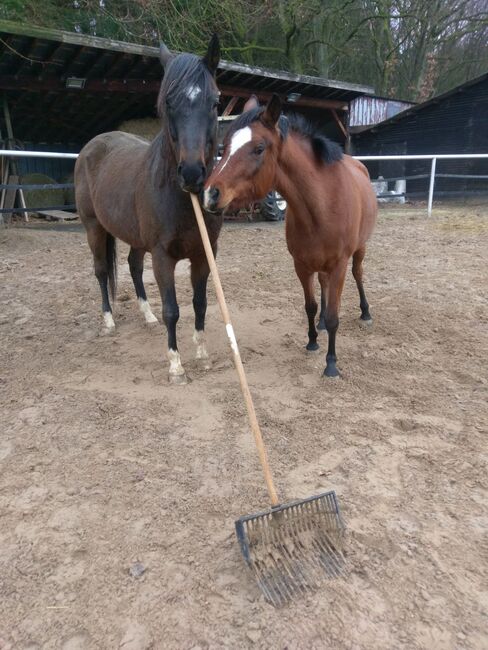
[0,203,487,650]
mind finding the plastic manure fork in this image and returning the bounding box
[191,194,346,606]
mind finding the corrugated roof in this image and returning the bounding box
[0,20,373,144]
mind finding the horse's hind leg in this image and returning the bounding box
[323,260,348,378]
[352,247,373,325]
[85,220,116,332]
[317,272,328,330]
[295,262,319,351]
[128,247,158,326]
[190,255,212,370]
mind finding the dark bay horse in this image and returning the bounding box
[75,36,222,384]
[204,95,377,378]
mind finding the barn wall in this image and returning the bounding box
[352,77,488,196]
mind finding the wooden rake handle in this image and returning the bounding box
[191,194,279,507]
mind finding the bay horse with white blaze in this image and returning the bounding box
[75,36,222,384]
[204,95,377,378]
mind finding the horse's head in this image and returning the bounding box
[204,94,286,212]
[159,35,220,194]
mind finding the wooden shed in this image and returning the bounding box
[352,73,488,198]
[0,19,373,156]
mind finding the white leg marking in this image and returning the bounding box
[103,311,115,330]
[168,349,185,376]
[138,298,158,324]
[193,328,213,366]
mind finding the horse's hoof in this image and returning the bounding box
[145,319,159,329]
[197,357,212,371]
[100,326,115,337]
[359,317,373,328]
[169,372,188,385]
[306,342,319,351]
[323,365,341,378]
[317,320,326,331]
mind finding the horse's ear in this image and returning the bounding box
[203,34,220,75]
[243,95,259,112]
[159,43,174,69]
[262,94,282,128]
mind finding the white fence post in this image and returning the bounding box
[427,157,437,217]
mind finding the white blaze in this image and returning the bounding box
[216,126,252,176]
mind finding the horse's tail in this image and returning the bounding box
[106,233,117,304]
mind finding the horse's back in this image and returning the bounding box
[76,131,149,178]
[75,132,151,246]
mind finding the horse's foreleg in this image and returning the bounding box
[152,247,187,384]
[295,263,319,351]
[352,247,373,325]
[191,255,212,370]
[128,247,158,325]
[317,272,328,330]
[323,260,348,378]
[86,222,115,333]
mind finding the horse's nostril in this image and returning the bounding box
[177,163,183,176]
[204,186,220,210]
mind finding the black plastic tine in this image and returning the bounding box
[259,516,289,605]
[311,537,341,577]
[315,496,342,541]
[287,504,322,589]
[269,514,300,601]
[316,532,345,576]
[304,504,334,578]
[278,530,310,597]
[310,500,345,576]
[253,563,280,607]
[265,514,296,602]
[274,505,314,595]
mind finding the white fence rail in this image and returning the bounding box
[1,150,488,218]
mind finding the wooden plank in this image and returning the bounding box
[330,108,348,138]
[3,97,29,221]
[3,174,18,220]
[219,85,348,111]
[38,209,78,221]
[222,96,239,117]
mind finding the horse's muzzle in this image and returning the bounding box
[203,186,220,212]
[178,161,206,194]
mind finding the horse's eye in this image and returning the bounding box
[254,144,265,155]
[212,99,219,109]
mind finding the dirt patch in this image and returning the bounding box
[1,204,487,649]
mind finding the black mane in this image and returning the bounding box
[286,113,343,164]
[227,107,343,165]
[157,53,216,116]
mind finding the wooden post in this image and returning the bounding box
[2,95,29,222]
[222,96,239,117]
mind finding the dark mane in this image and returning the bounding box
[286,113,343,164]
[227,107,343,165]
[157,53,216,116]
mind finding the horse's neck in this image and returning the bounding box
[274,135,323,225]
[147,130,178,188]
